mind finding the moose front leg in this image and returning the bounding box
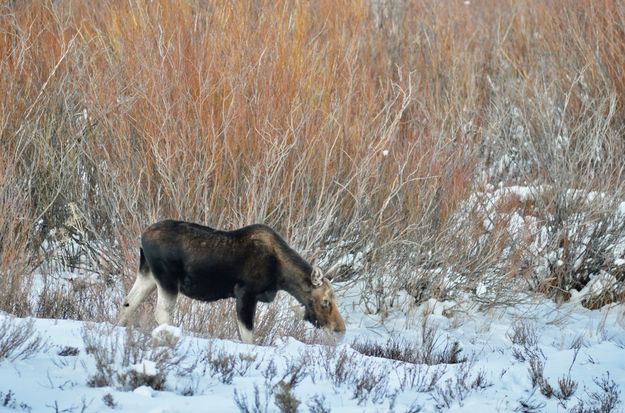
[234,285,257,344]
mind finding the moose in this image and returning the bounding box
[118,220,346,343]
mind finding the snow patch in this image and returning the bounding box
[130,360,158,377]
[151,324,182,346]
[132,385,154,398]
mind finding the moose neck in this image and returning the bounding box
[267,233,315,306]
[279,263,313,306]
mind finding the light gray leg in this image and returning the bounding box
[155,285,178,325]
[119,272,156,326]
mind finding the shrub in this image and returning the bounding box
[2,0,625,318]
[82,323,189,391]
[0,317,48,362]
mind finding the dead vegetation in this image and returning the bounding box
[0,0,624,326]
[81,323,192,391]
[0,317,48,362]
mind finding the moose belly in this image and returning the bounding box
[178,271,237,302]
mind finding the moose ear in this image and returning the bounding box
[311,266,324,287]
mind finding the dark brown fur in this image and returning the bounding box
[118,220,345,342]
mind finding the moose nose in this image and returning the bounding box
[332,319,346,339]
[333,329,346,342]
[334,317,346,334]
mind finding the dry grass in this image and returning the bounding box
[81,322,194,391]
[0,317,48,362]
[1,0,624,319]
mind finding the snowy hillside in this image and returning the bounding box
[1,294,623,413]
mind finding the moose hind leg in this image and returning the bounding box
[235,292,258,344]
[155,284,178,325]
[119,272,157,326]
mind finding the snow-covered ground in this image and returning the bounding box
[0,292,624,413]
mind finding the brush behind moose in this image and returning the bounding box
[118,220,346,343]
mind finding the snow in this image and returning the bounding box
[132,385,154,398]
[151,325,183,346]
[130,361,159,377]
[0,295,623,412]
